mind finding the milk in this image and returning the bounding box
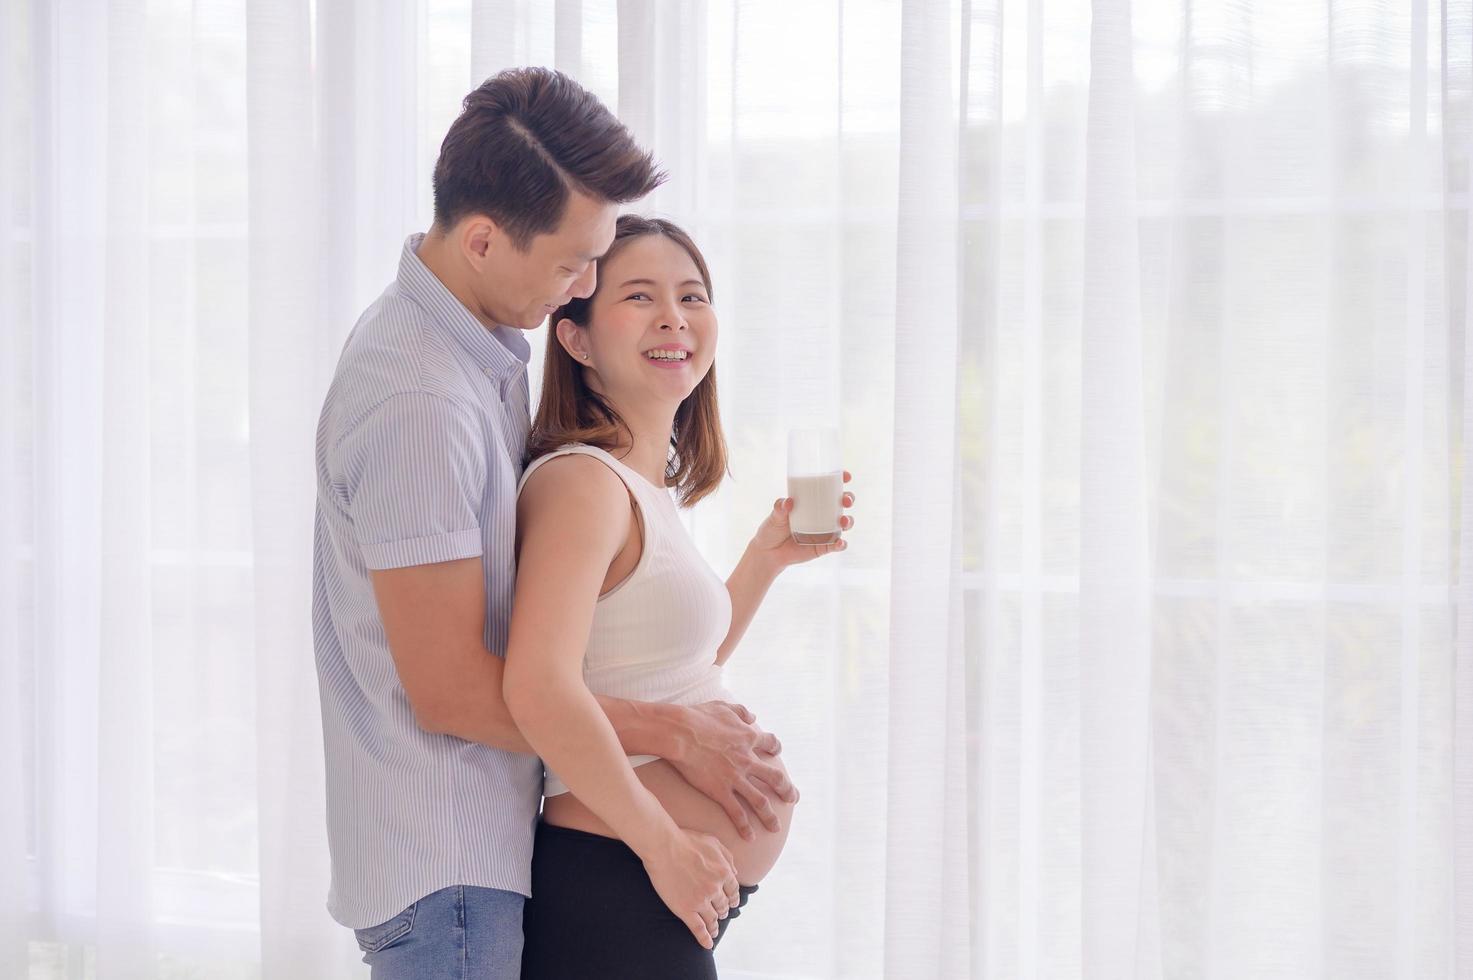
[787,470,844,544]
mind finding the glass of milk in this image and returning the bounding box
[787,427,844,545]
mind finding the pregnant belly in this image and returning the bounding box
[541,757,795,886]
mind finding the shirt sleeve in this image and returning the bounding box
[333,391,489,571]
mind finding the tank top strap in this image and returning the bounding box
[518,443,677,534]
[518,443,656,494]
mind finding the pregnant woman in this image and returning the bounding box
[505,215,853,978]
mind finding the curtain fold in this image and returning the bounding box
[1078,0,1157,976]
[96,2,157,978]
[884,0,970,977]
[32,0,113,962]
[246,0,358,976]
[1456,7,1473,966]
[0,0,31,976]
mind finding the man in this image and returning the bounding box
[312,67,794,978]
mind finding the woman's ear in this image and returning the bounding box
[555,317,590,362]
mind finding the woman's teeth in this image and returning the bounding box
[646,350,689,361]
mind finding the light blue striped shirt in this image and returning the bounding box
[312,233,542,928]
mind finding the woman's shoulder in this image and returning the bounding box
[515,451,633,555]
[519,445,632,510]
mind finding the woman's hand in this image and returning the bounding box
[716,473,855,665]
[747,471,855,571]
[642,827,742,950]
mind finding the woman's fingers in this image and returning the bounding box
[683,911,715,949]
[803,540,846,558]
[717,839,737,867]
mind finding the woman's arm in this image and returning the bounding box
[716,544,782,666]
[503,455,739,948]
[714,480,855,666]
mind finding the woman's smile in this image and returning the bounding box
[644,344,694,370]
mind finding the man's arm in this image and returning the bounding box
[371,557,689,754]
[370,556,797,837]
[370,556,528,751]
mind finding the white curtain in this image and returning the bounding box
[3,1,1470,978]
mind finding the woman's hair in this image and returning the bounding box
[527,215,729,507]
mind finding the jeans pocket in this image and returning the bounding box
[354,901,418,953]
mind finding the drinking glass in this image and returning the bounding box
[786,428,843,545]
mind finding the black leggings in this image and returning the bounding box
[520,821,758,979]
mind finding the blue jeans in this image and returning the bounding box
[353,885,524,980]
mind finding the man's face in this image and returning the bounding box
[472,190,619,330]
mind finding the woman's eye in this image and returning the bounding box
[625,293,650,301]
[682,294,708,304]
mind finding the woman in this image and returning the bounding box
[504,215,854,978]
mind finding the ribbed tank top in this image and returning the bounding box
[516,443,734,797]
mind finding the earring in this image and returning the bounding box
[581,353,590,360]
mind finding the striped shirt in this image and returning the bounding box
[311,233,542,929]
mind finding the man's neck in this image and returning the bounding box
[416,230,496,332]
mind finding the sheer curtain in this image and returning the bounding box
[3,1,1471,978]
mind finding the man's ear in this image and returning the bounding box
[460,217,500,266]
[555,317,588,361]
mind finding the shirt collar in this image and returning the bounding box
[396,233,532,382]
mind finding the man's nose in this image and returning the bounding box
[571,264,597,299]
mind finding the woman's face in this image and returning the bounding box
[559,233,717,409]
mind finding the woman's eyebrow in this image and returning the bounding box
[617,278,707,289]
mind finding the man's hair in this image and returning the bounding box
[432,67,666,249]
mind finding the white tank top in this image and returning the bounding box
[516,443,734,797]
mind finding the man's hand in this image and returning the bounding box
[664,701,799,841]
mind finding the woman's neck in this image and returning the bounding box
[602,397,678,488]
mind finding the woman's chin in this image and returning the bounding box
[642,378,699,403]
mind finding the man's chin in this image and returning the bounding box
[500,313,544,331]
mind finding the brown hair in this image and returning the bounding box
[528,215,729,507]
[433,68,666,249]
